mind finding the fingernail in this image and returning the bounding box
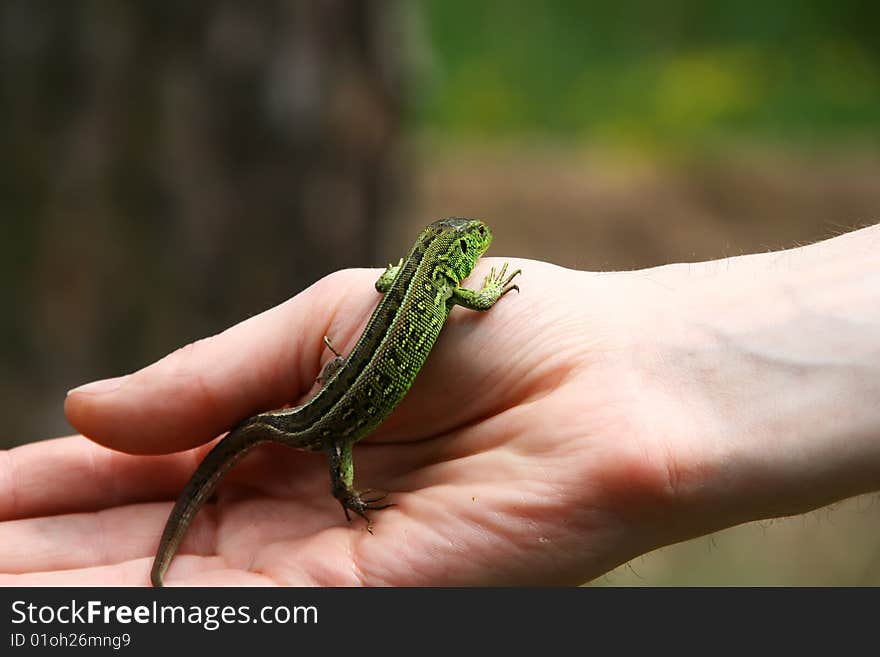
[67,375,128,396]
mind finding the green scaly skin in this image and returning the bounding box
[150,218,521,587]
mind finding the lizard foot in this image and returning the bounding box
[482,261,522,297]
[336,490,395,533]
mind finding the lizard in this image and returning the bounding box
[150,217,521,586]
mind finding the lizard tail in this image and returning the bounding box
[150,419,274,587]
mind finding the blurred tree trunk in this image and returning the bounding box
[0,1,409,444]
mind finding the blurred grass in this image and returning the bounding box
[415,0,880,150]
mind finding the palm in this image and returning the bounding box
[1,261,667,585]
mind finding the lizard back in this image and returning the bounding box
[261,218,487,448]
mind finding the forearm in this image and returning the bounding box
[635,223,880,532]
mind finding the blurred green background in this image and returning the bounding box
[1,0,878,584]
[418,0,880,147]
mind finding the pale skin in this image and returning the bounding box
[1,224,878,585]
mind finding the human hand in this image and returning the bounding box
[4,260,663,585]
[3,225,878,585]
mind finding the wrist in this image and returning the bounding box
[623,225,880,534]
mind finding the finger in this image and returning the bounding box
[0,436,205,521]
[65,269,378,454]
[0,442,346,573]
[0,502,215,573]
[0,555,244,586]
[0,435,330,522]
[0,558,159,586]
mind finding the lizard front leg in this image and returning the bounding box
[452,262,521,311]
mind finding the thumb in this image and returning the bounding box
[64,270,376,455]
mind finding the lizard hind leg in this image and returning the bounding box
[325,441,394,533]
[317,336,345,386]
[374,258,403,293]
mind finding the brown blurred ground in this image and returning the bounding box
[400,142,880,269]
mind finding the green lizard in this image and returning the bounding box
[150,218,521,587]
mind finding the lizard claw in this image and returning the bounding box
[485,262,521,296]
[337,489,394,532]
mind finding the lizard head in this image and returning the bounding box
[426,217,493,282]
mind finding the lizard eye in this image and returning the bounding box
[459,239,468,252]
